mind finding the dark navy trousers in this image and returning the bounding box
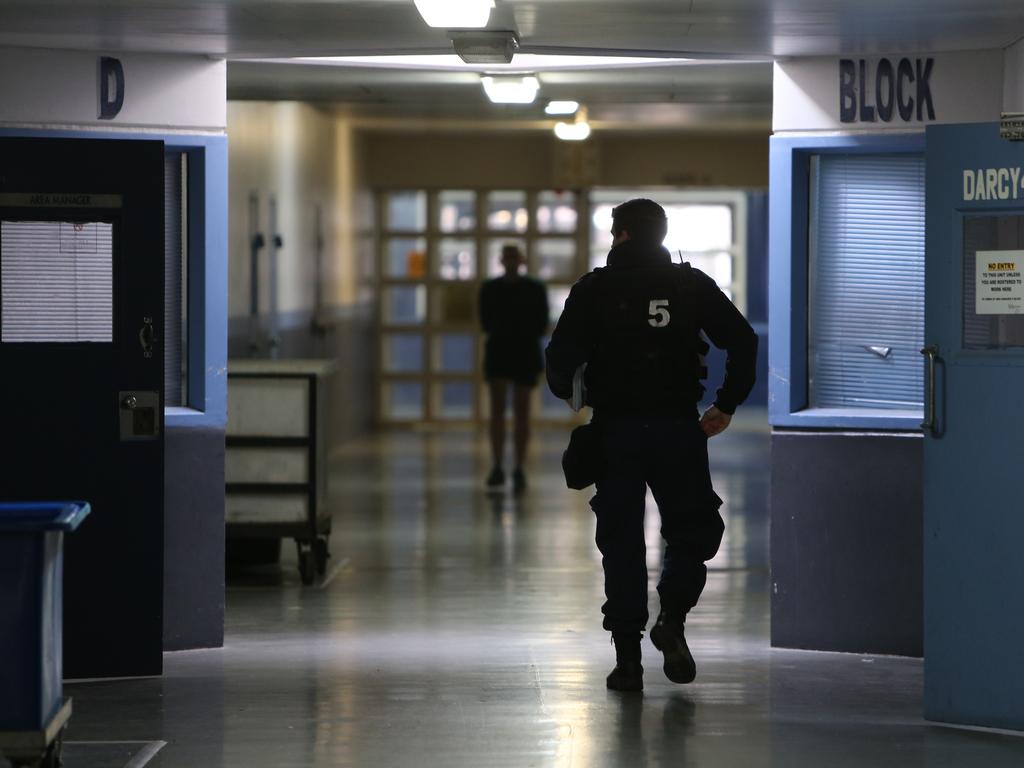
[589,414,725,634]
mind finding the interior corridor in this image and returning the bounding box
[55,419,1024,767]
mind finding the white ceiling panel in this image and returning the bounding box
[0,1,1019,57]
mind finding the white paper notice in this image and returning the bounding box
[976,250,1024,315]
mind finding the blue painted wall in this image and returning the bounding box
[768,132,927,657]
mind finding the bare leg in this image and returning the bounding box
[488,379,508,471]
[513,384,533,470]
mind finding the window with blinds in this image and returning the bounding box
[808,153,925,412]
[165,151,187,407]
[1,220,114,342]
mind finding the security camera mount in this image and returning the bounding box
[449,30,520,65]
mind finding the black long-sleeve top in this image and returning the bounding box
[545,240,758,415]
[479,275,549,340]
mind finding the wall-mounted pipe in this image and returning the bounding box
[312,203,328,334]
[268,194,282,357]
[248,192,266,355]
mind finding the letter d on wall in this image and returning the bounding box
[98,57,125,120]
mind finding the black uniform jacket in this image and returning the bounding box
[545,239,758,416]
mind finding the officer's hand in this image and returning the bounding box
[700,406,731,437]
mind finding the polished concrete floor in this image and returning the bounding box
[39,416,1024,766]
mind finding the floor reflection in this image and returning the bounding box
[51,415,1024,767]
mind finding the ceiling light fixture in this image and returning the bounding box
[414,0,494,29]
[554,106,591,141]
[481,75,540,104]
[277,54,703,73]
[554,121,592,141]
[545,100,579,116]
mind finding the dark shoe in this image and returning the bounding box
[486,467,505,487]
[512,467,527,493]
[650,612,696,684]
[606,632,643,692]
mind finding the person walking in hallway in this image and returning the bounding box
[546,198,758,691]
[479,243,549,493]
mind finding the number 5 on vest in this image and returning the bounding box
[648,299,670,328]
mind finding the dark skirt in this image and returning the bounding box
[484,336,543,386]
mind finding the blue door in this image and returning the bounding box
[925,122,1024,729]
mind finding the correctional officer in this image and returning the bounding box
[545,198,757,691]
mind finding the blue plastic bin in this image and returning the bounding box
[0,502,90,732]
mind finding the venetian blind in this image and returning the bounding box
[165,152,185,406]
[809,153,925,410]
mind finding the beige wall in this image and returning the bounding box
[228,101,370,320]
[594,133,769,188]
[362,130,769,189]
[227,109,767,318]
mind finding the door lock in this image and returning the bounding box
[119,391,159,440]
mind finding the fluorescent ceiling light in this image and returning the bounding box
[481,75,539,104]
[545,100,579,116]
[281,54,697,73]
[554,121,591,141]
[414,0,494,29]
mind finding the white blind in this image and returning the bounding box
[1,221,113,342]
[809,154,925,410]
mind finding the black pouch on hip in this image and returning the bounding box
[562,422,603,490]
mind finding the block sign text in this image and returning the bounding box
[839,57,936,123]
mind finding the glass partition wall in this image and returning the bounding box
[377,188,748,426]
[378,189,585,425]
[589,189,748,312]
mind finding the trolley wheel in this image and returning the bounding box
[297,541,316,585]
[313,537,330,576]
[41,732,63,768]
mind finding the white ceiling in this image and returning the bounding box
[2,1,1024,131]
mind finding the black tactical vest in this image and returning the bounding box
[585,261,707,414]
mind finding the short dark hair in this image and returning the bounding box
[501,243,522,260]
[611,198,668,244]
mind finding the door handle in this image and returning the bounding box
[920,345,939,434]
[138,317,155,359]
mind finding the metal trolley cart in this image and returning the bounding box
[226,360,335,585]
[0,701,71,768]
[0,502,90,768]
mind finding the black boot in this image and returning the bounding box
[650,611,696,684]
[606,632,643,692]
[485,466,505,487]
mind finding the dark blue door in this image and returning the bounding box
[925,123,1024,729]
[0,138,165,678]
